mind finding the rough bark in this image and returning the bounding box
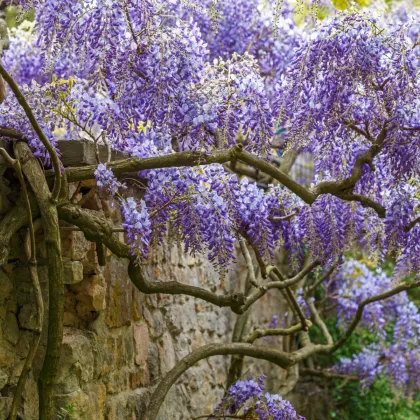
[9,221,44,420]
[144,343,295,420]
[14,142,64,420]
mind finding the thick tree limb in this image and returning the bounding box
[336,193,386,218]
[238,150,316,204]
[278,364,299,396]
[0,64,63,201]
[63,145,316,203]
[405,215,420,232]
[0,126,24,140]
[143,343,295,420]
[0,193,39,264]
[57,203,247,313]
[128,263,246,314]
[62,144,392,218]
[14,142,64,420]
[9,221,44,420]
[65,147,239,182]
[0,149,43,420]
[226,260,256,389]
[312,124,388,198]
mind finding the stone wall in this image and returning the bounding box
[0,186,293,420]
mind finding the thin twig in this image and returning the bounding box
[305,263,338,297]
[238,238,259,288]
[269,266,309,331]
[60,226,126,233]
[245,321,312,343]
[241,260,321,313]
[401,126,420,132]
[269,212,296,223]
[101,131,112,163]
[149,193,178,220]
[70,181,83,203]
[331,279,420,352]
[307,300,333,346]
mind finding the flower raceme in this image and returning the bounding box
[210,376,305,419]
[332,261,420,396]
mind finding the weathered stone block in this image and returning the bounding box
[63,260,84,285]
[0,271,12,306]
[134,323,149,366]
[72,231,92,261]
[22,377,38,420]
[18,304,39,331]
[0,344,14,368]
[55,329,95,392]
[164,303,198,335]
[158,332,176,375]
[0,397,12,420]
[55,389,91,420]
[104,369,130,395]
[105,260,133,328]
[129,367,149,389]
[0,368,8,391]
[3,312,19,345]
[147,342,160,384]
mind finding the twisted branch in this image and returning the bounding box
[14,142,64,420]
[143,343,295,420]
[57,203,247,313]
[9,221,44,420]
[0,149,43,420]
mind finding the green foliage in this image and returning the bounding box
[331,0,372,10]
[4,6,34,29]
[330,377,420,420]
[309,315,420,420]
[57,404,77,420]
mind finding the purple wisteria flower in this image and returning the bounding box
[268,315,279,329]
[94,163,126,197]
[332,260,420,395]
[121,198,152,262]
[210,375,305,419]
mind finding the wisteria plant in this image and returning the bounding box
[0,0,419,419]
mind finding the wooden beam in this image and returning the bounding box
[56,139,128,166]
[0,138,128,168]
